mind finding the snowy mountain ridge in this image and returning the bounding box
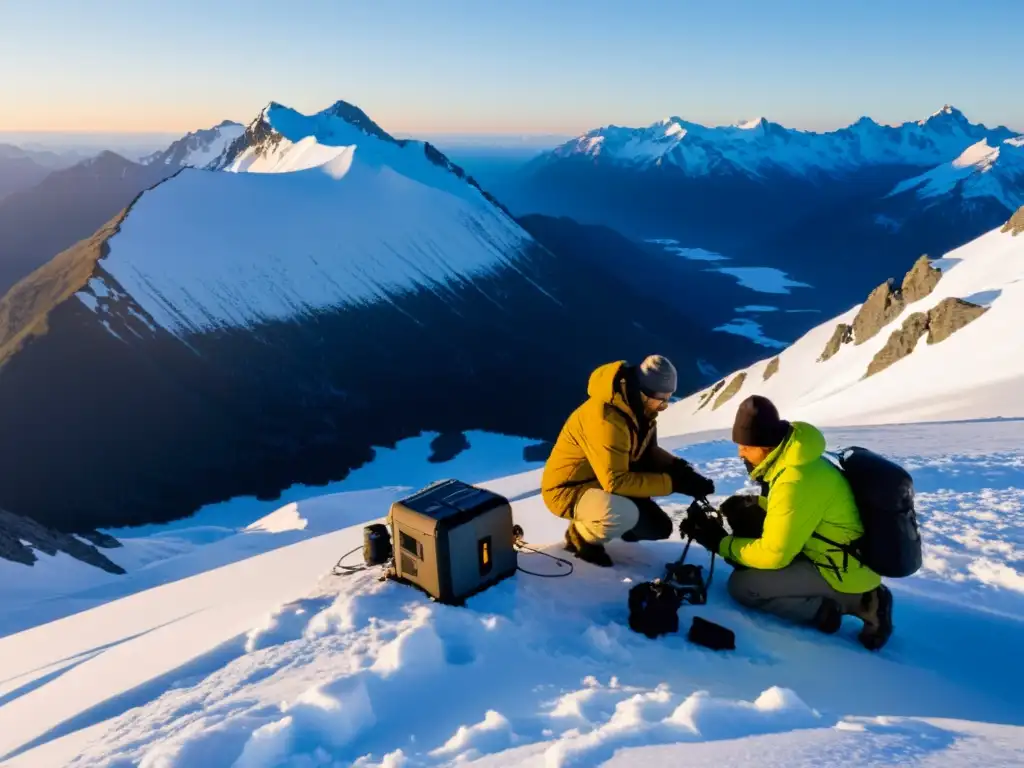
[545,105,1019,178]
[660,208,1024,434]
[76,100,528,337]
[889,136,1024,212]
[142,119,244,169]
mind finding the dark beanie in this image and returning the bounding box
[732,395,791,447]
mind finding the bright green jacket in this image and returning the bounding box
[718,421,882,594]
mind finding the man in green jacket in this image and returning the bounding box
[681,395,894,651]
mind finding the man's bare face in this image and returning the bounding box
[737,444,773,468]
[641,392,672,419]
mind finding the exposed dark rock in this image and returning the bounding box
[901,255,943,304]
[697,380,725,411]
[763,356,780,381]
[852,279,905,345]
[713,372,747,410]
[0,508,125,573]
[865,297,987,377]
[1002,206,1024,236]
[0,527,35,565]
[927,297,988,344]
[866,313,928,377]
[428,432,471,464]
[523,442,553,463]
[818,323,853,362]
[79,529,123,549]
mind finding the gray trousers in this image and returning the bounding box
[727,558,864,624]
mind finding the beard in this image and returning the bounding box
[742,458,756,475]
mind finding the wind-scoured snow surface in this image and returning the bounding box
[547,105,1020,178]
[661,220,1024,433]
[76,103,529,336]
[1,421,1022,766]
[890,137,1024,211]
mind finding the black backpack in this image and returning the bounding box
[819,446,922,578]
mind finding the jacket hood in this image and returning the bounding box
[752,421,826,482]
[587,361,627,404]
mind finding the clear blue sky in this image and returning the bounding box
[2,0,1022,136]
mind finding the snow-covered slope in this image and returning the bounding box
[1,421,1021,766]
[141,120,245,169]
[545,105,1019,178]
[889,137,1024,212]
[660,213,1024,435]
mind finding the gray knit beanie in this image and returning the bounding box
[636,355,677,396]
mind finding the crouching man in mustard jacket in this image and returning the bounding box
[541,356,715,567]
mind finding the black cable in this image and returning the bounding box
[331,545,369,576]
[514,542,575,578]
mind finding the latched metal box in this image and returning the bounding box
[388,479,517,604]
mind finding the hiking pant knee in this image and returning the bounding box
[573,489,640,545]
[624,498,673,541]
[727,558,864,624]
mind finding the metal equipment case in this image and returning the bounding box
[388,479,517,604]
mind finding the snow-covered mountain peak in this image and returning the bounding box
[142,121,244,169]
[735,117,766,130]
[73,99,528,336]
[256,99,396,148]
[919,104,968,126]
[889,136,1024,210]
[952,139,1001,171]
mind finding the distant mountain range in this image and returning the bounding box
[0,143,88,202]
[0,152,175,297]
[0,99,760,534]
[497,106,1024,314]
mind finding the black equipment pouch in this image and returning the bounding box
[627,498,721,638]
[627,580,684,638]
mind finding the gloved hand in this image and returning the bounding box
[719,494,766,539]
[679,509,728,554]
[668,459,715,499]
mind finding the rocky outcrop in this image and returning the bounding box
[901,255,942,304]
[865,298,987,377]
[763,356,780,381]
[0,508,125,573]
[866,313,928,377]
[697,379,726,411]
[78,529,123,548]
[1002,206,1024,236]
[818,323,853,362]
[852,279,905,345]
[927,297,988,344]
[713,372,747,410]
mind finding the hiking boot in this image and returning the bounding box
[566,524,613,568]
[856,585,894,651]
[563,527,578,553]
[814,598,843,635]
